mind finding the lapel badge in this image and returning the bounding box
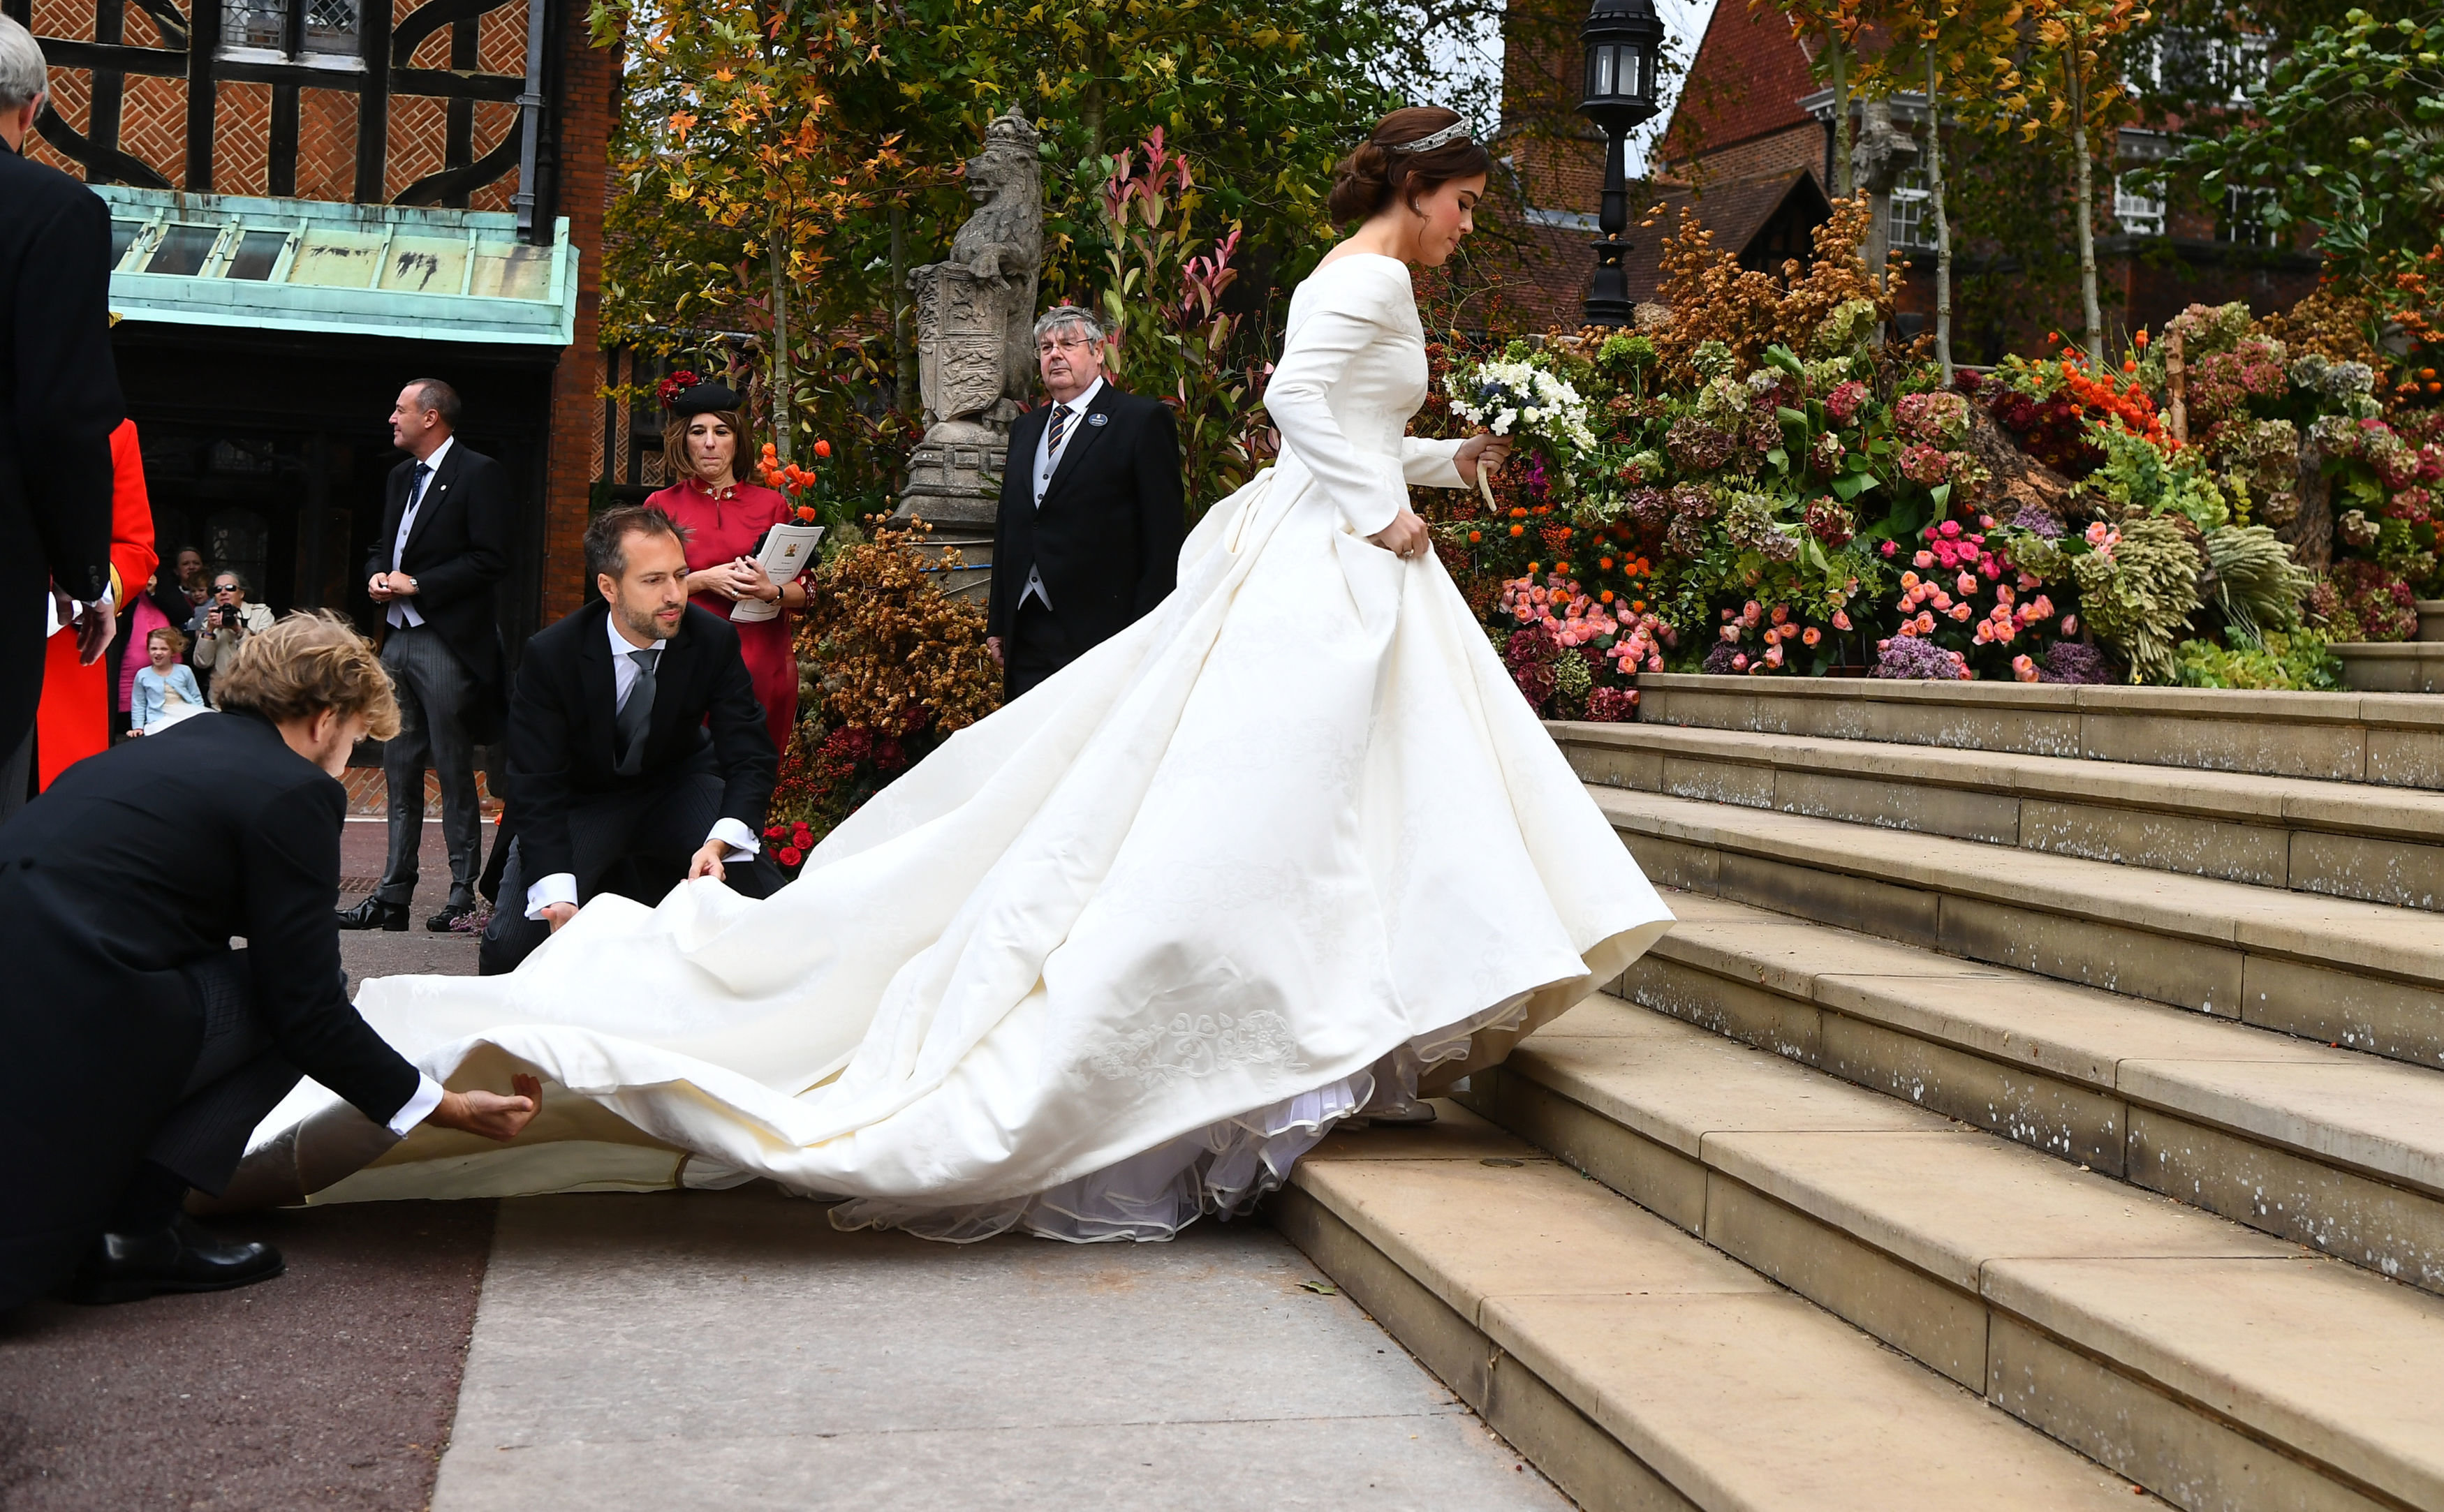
[1087,412,1109,427]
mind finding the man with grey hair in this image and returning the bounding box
[985,304,1184,699]
[0,13,120,799]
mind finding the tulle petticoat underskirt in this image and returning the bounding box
[820,990,1534,1243]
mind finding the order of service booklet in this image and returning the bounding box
[732,523,825,622]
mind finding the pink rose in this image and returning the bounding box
[1721,623,1742,643]
[1802,627,1822,646]
[1832,609,1853,631]
[1956,572,1978,596]
[2060,614,2079,636]
[1914,550,1936,569]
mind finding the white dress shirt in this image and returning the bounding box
[390,1074,447,1136]
[521,613,762,919]
[388,433,452,630]
[1020,376,1104,612]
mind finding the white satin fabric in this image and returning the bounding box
[260,253,1675,1241]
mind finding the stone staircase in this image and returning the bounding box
[1276,675,2444,1512]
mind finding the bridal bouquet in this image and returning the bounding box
[1447,357,1599,455]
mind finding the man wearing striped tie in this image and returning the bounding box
[985,306,1186,699]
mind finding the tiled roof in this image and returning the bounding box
[1623,168,1832,299]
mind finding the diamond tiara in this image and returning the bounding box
[1389,120,1471,154]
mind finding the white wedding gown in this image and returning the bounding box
[251,253,1675,1241]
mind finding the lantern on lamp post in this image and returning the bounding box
[1579,0,1667,327]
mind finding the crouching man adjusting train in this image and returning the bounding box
[0,614,540,1307]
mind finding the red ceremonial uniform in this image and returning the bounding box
[644,474,801,757]
[36,420,157,787]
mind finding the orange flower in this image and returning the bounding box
[813,438,832,459]
[1509,524,1524,537]
[1468,530,1482,543]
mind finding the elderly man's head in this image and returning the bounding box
[1033,306,1107,406]
[212,612,402,776]
[0,15,47,151]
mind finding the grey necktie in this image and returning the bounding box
[614,646,660,776]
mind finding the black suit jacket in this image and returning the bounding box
[0,709,422,1308]
[0,152,123,751]
[987,383,1184,654]
[505,600,779,887]
[369,439,512,734]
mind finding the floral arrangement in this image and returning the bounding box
[756,437,837,527]
[654,368,701,408]
[1447,356,1598,454]
[765,519,1000,845]
[1399,197,2441,702]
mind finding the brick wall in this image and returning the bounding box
[29,0,527,209]
[1661,2,1819,172]
[539,0,617,624]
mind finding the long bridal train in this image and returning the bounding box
[232,256,1676,1241]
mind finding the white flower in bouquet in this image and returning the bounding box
[1448,358,1598,454]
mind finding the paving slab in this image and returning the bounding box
[0,1201,495,1512]
[1702,1130,2295,1294]
[430,1186,1569,1511]
[1514,1009,1956,1156]
[1982,1255,2444,1511]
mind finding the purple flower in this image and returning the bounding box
[2036,640,2117,684]
[1872,637,1969,681]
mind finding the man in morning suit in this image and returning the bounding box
[985,305,1184,699]
[0,614,540,1310]
[478,505,780,976]
[341,378,510,934]
[0,17,119,792]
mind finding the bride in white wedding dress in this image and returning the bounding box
[244,105,1675,1241]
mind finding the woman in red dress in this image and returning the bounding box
[643,381,809,755]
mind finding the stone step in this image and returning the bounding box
[1595,785,2444,1072]
[1628,889,2444,1295]
[1273,1106,2154,1512]
[1625,676,2444,790]
[1451,1002,2444,1512]
[1559,720,2444,912]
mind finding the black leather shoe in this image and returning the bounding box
[336,895,408,931]
[427,898,481,933]
[62,1215,285,1305]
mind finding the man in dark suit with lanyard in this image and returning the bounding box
[341,378,508,934]
[985,306,1185,699]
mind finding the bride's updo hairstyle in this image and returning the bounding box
[1327,106,1493,225]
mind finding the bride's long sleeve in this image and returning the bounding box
[1399,436,1467,489]
[1264,275,1413,539]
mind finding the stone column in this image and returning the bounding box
[889,109,1044,600]
[1851,99,1920,313]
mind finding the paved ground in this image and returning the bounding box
[0,1202,496,1511]
[3,806,1568,1510]
[435,1192,1566,1511]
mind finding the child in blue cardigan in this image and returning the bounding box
[131,626,206,734]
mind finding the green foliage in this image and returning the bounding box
[1091,136,1265,519]
[2204,523,2315,640]
[2093,422,2231,528]
[2071,515,2206,683]
[2173,629,2347,689]
[2184,6,2444,289]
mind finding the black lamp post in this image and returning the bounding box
[1579,0,1668,327]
